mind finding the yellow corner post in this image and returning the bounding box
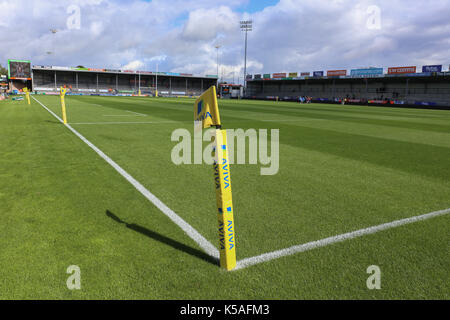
[213,129,236,270]
[194,86,237,271]
[23,87,30,105]
[60,87,68,124]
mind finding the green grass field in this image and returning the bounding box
[0,94,449,299]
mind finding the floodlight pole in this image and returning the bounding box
[215,45,221,87]
[156,63,158,96]
[244,30,248,85]
[138,71,141,95]
[240,20,252,91]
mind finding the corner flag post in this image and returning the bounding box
[60,87,68,124]
[23,87,30,105]
[194,86,237,271]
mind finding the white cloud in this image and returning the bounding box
[1,0,449,81]
[121,60,145,71]
[182,6,239,41]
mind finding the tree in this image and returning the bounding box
[0,64,8,76]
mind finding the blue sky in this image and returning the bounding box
[238,0,279,13]
[0,0,449,83]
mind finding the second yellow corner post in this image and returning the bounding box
[60,87,68,124]
[23,87,30,105]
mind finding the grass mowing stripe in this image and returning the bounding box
[32,96,220,260]
[235,207,450,270]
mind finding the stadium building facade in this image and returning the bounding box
[246,66,450,108]
[31,66,217,97]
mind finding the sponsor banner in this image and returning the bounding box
[246,74,253,80]
[263,73,271,79]
[105,69,121,73]
[288,72,298,77]
[368,100,388,104]
[387,66,416,74]
[123,70,135,73]
[51,66,71,70]
[166,72,180,76]
[272,73,286,78]
[88,68,106,72]
[33,87,55,91]
[415,101,437,106]
[422,65,442,73]
[172,91,186,95]
[350,68,384,77]
[327,70,347,76]
[205,75,218,78]
[313,71,324,77]
[254,74,262,80]
[180,73,193,76]
[75,67,89,71]
[301,72,310,76]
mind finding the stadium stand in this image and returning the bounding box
[32,66,217,97]
[246,68,450,108]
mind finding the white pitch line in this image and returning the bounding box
[70,121,180,125]
[32,96,219,260]
[234,207,450,271]
[260,119,326,122]
[126,110,147,116]
[103,115,144,117]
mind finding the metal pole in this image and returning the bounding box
[156,63,158,96]
[215,45,221,87]
[244,29,248,87]
[240,20,252,92]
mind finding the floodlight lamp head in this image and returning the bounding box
[240,20,253,31]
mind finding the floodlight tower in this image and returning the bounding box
[240,20,252,88]
[215,45,221,86]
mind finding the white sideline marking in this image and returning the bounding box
[70,121,179,125]
[234,208,450,271]
[103,115,143,117]
[261,119,325,122]
[126,110,147,116]
[32,96,219,260]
